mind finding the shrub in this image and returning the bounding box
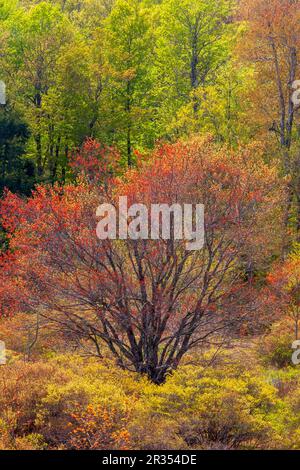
[132,362,285,450]
[67,404,130,450]
[0,352,293,450]
[0,361,64,449]
[259,320,295,368]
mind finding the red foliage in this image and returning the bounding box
[67,404,131,450]
[0,138,284,381]
[70,138,121,186]
[267,253,300,315]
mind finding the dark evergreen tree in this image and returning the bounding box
[0,107,32,194]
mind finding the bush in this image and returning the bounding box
[131,361,285,450]
[0,352,293,450]
[259,320,295,368]
[0,355,137,449]
[67,404,130,450]
[0,361,62,449]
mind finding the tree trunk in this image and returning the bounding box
[126,82,132,167]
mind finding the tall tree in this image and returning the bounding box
[0,107,31,194]
[238,0,300,246]
[0,139,283,383]
[155,0,235,139]
[103,0,156,166]
[239,0,300,159]
[0,2,74,178]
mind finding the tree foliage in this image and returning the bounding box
[0,138,283,382]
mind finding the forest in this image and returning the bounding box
[1,0,300,451]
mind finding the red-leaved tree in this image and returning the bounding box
[0,138,283,383]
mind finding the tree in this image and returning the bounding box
[70,138,121,186]
[103,0,156,165]
[0,107,31,194]
[40,37,107,183]
[0,138,282,383]
[239,0,300,155]
[171,61,256,146]
[238,0,300,246]
[0,1,74,178]
[155,0,235,139]
[268,246,300,340]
